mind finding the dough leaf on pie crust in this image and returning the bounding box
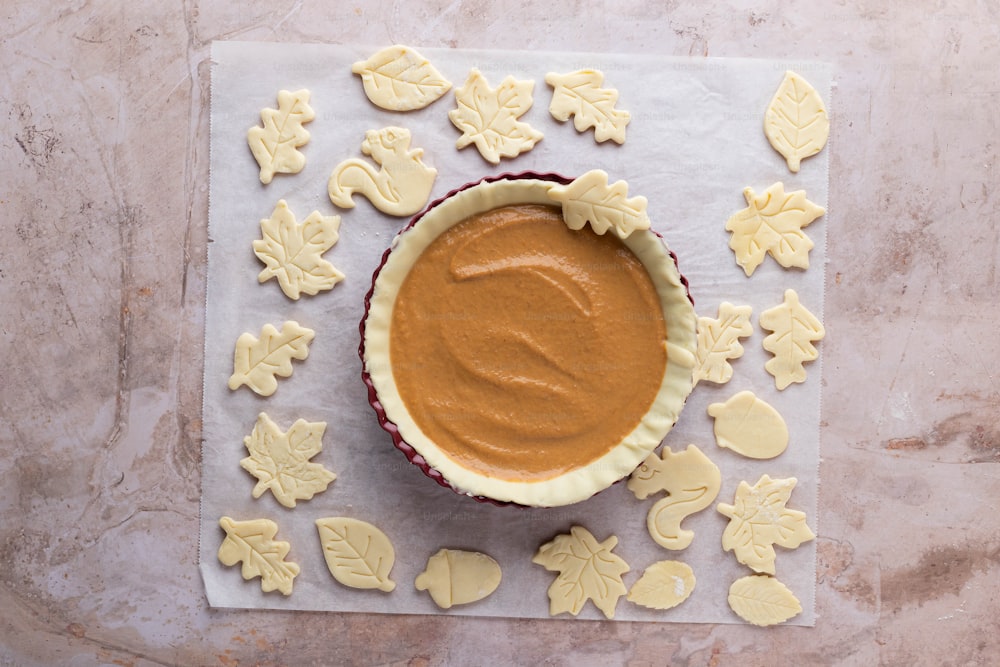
[448,68,543,163]
[547,169,650,239]
[240,413,336,508]
[218,516,299,595]
[253,200,344,300]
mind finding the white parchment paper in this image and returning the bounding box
[201,41,830,624]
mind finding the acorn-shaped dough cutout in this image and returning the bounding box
[415,549,502,609]
[707,391,789,459]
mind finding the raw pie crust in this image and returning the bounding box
[363,175,697,507]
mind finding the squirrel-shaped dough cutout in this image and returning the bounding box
[328,126,437,217]
[627,444,721,551]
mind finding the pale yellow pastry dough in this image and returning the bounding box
[764,70,829,173]
[546,169,650,239]
[760,289,825,390]
[717,475,815,575]
[315,517,396,592]
[693,302,753,386]
[532,526,629,619]
[725,182,825,277]
[228,321,314,397]
[253,200,344,300]
[627,444,721,551]
[217,516,299,596]
[328,127,437,217]
[352,45,451,111]
[545,69,630,144]
[448,68,543,163]
[707,391,789,459]
[415,549,502,609]
[728,574,802,626]
[627,560,696,610]
[247,89,314,184]
[240,413,336,508]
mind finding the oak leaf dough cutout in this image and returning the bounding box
[725,182,825,276]
[760,289,825,390]
[764,70,829,173]
[352,44,451,111]
[627,444,721,551]
[247,89,314,184]
[315,517,396,592]
[693,302,754,386]
[728,574,802,626]
[707,391,789,459]
[448,68,543,163]
[253,200,344,300]
[532,525,629,619]
[328,126,437,217]
[217,516,299,596]
[627,560,696,611]
[546,169,650,239]
[240,413,336,508]
[545,69,630,144]
[717,474,815,575]
[415,549,502,609]
[228,321,314,397]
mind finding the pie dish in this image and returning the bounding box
[360,172,696,507]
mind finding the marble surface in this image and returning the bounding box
[2,2,998,665]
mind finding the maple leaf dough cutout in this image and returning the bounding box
[693,302,754,386]
[352,44,451,111]
[532,525,630,619]
[217,516,300,595]
[448,68,544,164]
[228,321,315,397]
[328,127,437,217]
[547,169,650,239]
[626,444,721,551]
[759,289,825,390]
[708,391,789,459]
[627,560,696,611]
[725,182,825,276]
[253,200,344,300]
[716,474,815,575]
[240,412,336,508]
[764,70,830,173]
[247,89,315,184]
[545,69,630,144]
[728,574,803,626]
[315,517,396,592]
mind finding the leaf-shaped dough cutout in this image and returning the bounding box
[218,516,299,595]
[545,69,630,144]
[627,560,696,610]
[247,89,315,184]
[707,391,789,459]
[240,412,336,508]
[315,518,396,592]
[253,200,344,300]
[764,70,829,173]
[228,321,315,397]
[725,182,825,276]
[448,68,543,164]
[759,289,825,390]
[547,169,650,239]
[352,45,451,111]
[415,549,502,609]
[717,475,815,574]
[532,525,630,619]
[728,575,803,626]
[693,302,754,386]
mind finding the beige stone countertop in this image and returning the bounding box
[2,2,998,665]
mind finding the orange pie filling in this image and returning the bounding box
[389,204,667,481]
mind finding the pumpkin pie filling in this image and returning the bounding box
[389,204,667,481]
